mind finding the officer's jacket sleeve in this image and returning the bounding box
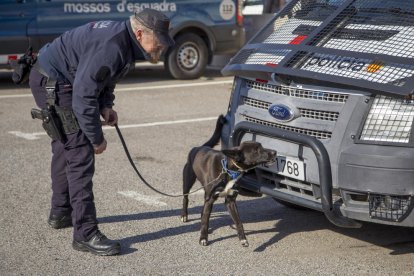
[72,50,121,145]
[99,83,116,109]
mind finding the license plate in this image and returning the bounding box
[275,156,305,181]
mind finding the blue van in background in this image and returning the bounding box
[0,0,246,79]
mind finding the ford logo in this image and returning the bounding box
[268,104,294,121]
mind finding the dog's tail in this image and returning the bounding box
[202,114,226,148]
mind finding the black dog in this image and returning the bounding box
[181,115,277,246]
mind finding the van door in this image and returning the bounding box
[32,0,147,51]
[32,0,111,50]
[0,0,37,55]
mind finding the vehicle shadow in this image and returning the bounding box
[247,200,414,255]
[99,196,414,255]
[122,63,225,85]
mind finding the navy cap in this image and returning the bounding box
[134,9,175,47]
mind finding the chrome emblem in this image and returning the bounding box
[268,104,294,121]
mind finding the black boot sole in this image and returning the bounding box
[72,240,121,256]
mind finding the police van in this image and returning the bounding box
[0,0,245,79]
[221,0,414,228]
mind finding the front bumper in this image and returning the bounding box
[224,120,414,227]
[229,121,361,228]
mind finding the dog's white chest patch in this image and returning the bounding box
[224,179,237,193]
[216,174,243,197]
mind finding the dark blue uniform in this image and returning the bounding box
[29,19,146,241]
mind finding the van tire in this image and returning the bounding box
[165,33,208,79]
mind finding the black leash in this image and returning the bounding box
[114,123,206,198]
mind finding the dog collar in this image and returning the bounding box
[221,159,242,180]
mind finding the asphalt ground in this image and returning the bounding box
[1,64,414,275]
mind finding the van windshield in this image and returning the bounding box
[294,0,414,26]
[222,0,414,96]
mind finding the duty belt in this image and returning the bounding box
[31,63,80,141]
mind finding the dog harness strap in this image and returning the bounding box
[221,159,241,180]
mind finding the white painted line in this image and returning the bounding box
[103,117,217,130]
[118,191,167,207]
[8,131,42,140]
[116,80,232,92]
[190,189,205,196]
[0,80,233,99]
[8,116,217,140]
[0,94,33,99]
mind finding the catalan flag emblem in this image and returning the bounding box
[367,60,385,73]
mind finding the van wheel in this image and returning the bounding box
[165,33,208,79]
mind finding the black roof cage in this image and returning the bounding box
[222,0,414,96]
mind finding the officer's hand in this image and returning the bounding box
[101,107,118,126]
[93,138,107,154]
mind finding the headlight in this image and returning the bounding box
[360,95,414,143]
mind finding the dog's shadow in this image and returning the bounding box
[99,197,414,255]
[99,203,236,255]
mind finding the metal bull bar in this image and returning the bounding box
[232,122,362,228]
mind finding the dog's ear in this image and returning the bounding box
[222,149,243,162]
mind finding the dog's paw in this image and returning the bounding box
[199,239,209,246]
[240,239,249,247]
[180,216,188,223]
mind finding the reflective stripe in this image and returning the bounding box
[0,54,23,65]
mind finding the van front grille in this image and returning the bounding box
[246,80,349,103]
[243,97,339,121]
[244,115,332,140]
[257,168,321,201]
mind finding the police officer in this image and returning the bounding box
[29,9,174,256]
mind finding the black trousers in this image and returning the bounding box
[29,69,98,241]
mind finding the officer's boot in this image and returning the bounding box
[72,230,121,256]
[48,212,72,229]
